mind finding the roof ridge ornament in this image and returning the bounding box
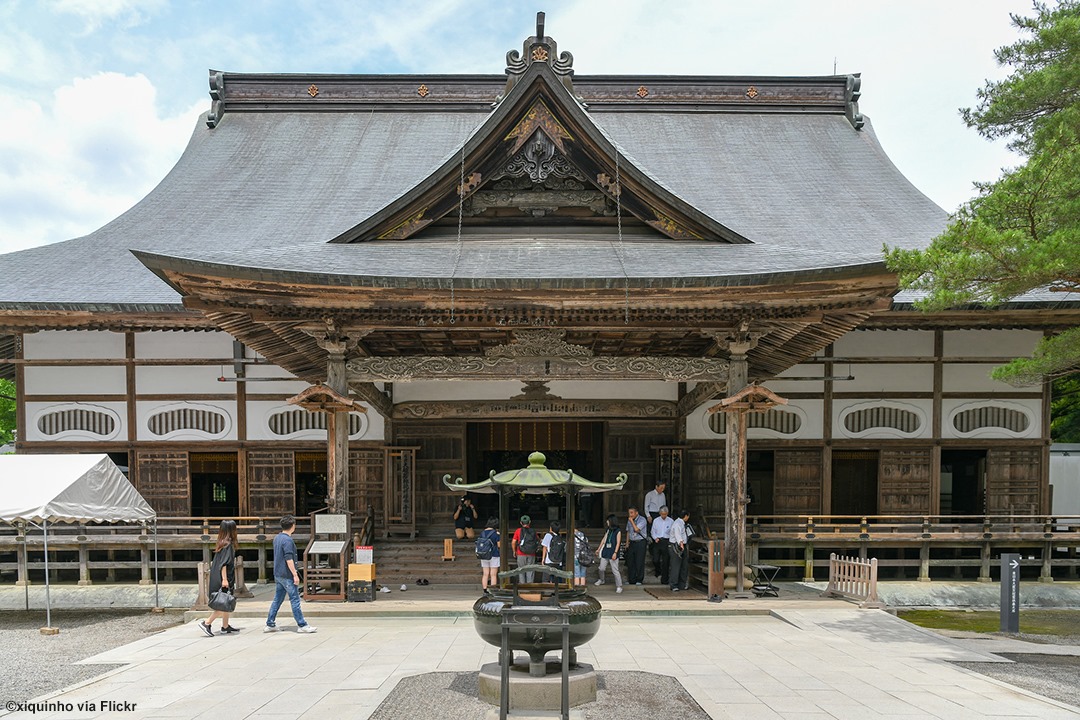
[498,12,583,107]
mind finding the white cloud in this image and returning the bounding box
[0,72,203,254]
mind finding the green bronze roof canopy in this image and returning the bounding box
[442,451,627,495]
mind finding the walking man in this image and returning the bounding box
[668,509,691,592]
[650,505,673,584]
[265,515,317,633]
[625,506,648,585]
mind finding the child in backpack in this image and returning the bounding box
[541,520,564,584]
[477,517,500,590]
[573,528,591,587]
[595,514,624,593]
[512,515,538,583]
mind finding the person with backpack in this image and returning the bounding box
[594,514,624,593]
[573,527,591,587]
[476,517,500,590]
[541,520,566,584]
[512,515,539,583]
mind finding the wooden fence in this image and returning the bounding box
[825,553,881,608]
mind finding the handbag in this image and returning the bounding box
[208,587,236,613]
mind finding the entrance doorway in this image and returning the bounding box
[747,450,774,516]
[941,449,986,516]
[467,422,605,528]
[190,452,239,517]
[295,452,328,517]
[831,450,879,518]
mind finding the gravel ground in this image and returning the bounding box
[0,610,184,704]
[954,654,1080,708]
[369,670,709,720]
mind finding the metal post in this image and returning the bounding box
[153,519,160,609]
[43,519,52,630]
[561,614,569,720]
[499,619,510,720]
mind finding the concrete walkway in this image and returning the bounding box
[5,599,1080,719]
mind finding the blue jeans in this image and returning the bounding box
[266,575,307,628]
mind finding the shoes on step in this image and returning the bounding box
[379,586,392,593]
[422,579,429,585]
[671,587,681,592]
[263,625,278,633]
[417,579,424,586]
[634,582,643,586]
[616,587,623,594]
[400,584,408,591]
[594,579,604,586]
[221,625,240,634]
[198,621,214,637]
[298,624,318,634]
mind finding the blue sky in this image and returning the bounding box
[0,0,1036,255]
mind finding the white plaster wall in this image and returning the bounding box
[239,363,309,394]
[24,401,126,441]
[841,363,932,394]
[766,365,824,395]
[685,399,824,440]
[940,398,1042,439]
[833,398,933,440]
[135,400,237,441]
[392,380,523,402]
[943,329,1041,358]
[393,379,676,402]
[942,364,1030,394]
[22,330,125,360]
[134,330,235,359]
[548,381,676,400]
[246,401,385,442]
[832,329,935,357]
[1049,455,1080,518]
[135,366,236,395]
[24,366,126,395]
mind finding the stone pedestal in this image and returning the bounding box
[478,661,596,711]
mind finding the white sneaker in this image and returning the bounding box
[379,586,391,593]
[263,625,278,633]
[400,584,408,591]
[594,579,604,586]
[298,625,318,633]
[616,587,623,594]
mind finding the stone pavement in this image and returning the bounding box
[4,600,1080,719]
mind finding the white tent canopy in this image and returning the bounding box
[0,454,155,523]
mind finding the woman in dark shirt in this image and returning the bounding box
[199,520,239,636]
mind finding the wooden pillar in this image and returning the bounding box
[1040,541,1054,583]
[803,542,815,582]
[15,523,29,587]
[326,346,350,514]
[978,542,992,583]
[724,346,749,592]
[918,542,931,582]
[78,543,91,586]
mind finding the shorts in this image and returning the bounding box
[574,562,586,579]
[480,557,500,569]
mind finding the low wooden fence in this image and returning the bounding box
[825,553,881,608]
[697,514,1080,582]
[0,517,316,586]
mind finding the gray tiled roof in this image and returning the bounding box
[1,100,946,307]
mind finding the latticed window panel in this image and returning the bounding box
[952,405,1029,434]
[708,409,801,435]
[148,407,227,436]
[267,409,366,436]
[37,407,116,437]
[843,406,921,434]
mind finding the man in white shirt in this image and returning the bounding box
[644,481,667,526]
[649,506,673,585]
[668,509,691,591]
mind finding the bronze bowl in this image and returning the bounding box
[472,586,602,676]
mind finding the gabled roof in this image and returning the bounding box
[335,60,748,245]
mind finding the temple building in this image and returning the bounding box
[2,19,1075,547]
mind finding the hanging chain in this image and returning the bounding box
[450,143,466,325]
[613,150,630,324]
